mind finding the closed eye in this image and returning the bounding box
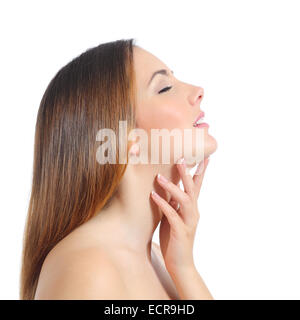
[158,86,172,94]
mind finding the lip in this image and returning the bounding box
[194,123,209,128]
[193,111,205,126]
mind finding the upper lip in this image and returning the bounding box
[193,111,205,125]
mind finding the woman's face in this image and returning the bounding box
[133,46,217,166]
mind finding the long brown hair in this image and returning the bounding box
[20,38,137,299]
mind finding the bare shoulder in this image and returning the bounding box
[35,245,129,300]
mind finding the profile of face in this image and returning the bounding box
[132,46,218,167]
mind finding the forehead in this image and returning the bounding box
[133,46,170,87]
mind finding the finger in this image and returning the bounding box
[151,190,185,233]
[168,183,181,210]
[157,173,191,213]
[193,157,210,197]
[169,199,179,211]
[176,158,195,197]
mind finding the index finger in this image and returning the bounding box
[193,157,210,196]
[176,157,195,197]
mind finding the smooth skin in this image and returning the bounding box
[154,157,209,272]
[153,157,214,299]
[34,46,217,300]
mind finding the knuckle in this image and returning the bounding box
[181,194,190,205]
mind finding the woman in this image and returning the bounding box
[20,38,218,300]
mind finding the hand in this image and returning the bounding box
[150,157,210,275]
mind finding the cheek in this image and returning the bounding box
[136,102,185,130]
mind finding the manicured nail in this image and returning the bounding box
[157,173,168,183]
[151,190,159,198]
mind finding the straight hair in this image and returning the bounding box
[20,38,137,299]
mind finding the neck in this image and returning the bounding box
[94,163,181,261]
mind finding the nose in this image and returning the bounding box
[189,86,204,106]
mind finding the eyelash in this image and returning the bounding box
[158,86,172,94]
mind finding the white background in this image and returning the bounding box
[1,0,299,300]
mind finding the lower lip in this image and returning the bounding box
[194,123,209,128]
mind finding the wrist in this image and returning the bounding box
[167,263,197,280]
[167,265,214,300]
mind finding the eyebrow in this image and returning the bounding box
[147,69,174,87]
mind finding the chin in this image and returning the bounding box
[205,134,218,156]
[185,134,218,167]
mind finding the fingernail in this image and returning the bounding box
[157,173,168,183]
[195,160,204,175]
[151,190,159,198]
